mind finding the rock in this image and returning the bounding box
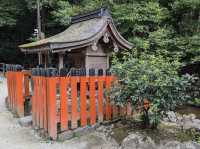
[105,132,109,138]
[18,115,32,127]
[74,127,89,136]
[96,143,119,149]
[58,130,73,141]
[163,117,169,122]
[107,126,112,131]
[111,124,114,128]
[182,114,197,123]
[96,125,105,132]
[161,141,181,149]
[164,113,200,131]
[160,121,181,133]
[193,142,200,149]
[160,141,200,149]
[182,116,200,130]
[181,141,200,149]
[188,114,196,121]
[192,119,200,124]
[183,114,192,122]
[121,133,156,149]
[110,131,114,135]
[167,111,177,123]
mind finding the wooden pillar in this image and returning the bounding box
[58,53,64,70]
[38,52,42,65]
[107,55,110,69]
[44,52,48,68]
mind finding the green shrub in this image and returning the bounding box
[111,54,195,127]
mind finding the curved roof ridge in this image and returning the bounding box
[19,17,107,49]
[108,19,134,49]
[19,8,134,52]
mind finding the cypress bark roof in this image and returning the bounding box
[19,8,133,53]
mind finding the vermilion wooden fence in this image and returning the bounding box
[6,68,151,140]
[31,75,133,140]
[6,70,31,117]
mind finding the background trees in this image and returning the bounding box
[0,0,199,66]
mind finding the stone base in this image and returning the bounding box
[18,115,32,127]
[58,130,74,141]
[58,124,100,141]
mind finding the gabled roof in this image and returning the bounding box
[19,8,133,53]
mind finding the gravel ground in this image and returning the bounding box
[0,74,112,149]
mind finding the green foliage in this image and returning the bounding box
[197,136,200,144]
[0,0,199,65]
[51,1,75,26]
[176,128,200,142]
[111,54,195,126]
[189,98,200,107]
[111,1,170,51]
[0,0,24,27]
[170,0,200,63]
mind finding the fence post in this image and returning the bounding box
[97,69,105,122]
[71,76,78,129]
[47,76,57,140]
[16,72,24,117]
[6,71,11,108]
[36,75,40,128]
[80,76,87,127]
[10,71,13,109]
[43,73,48,132]
[60,77,69,131]
[105,76,113,120]
[39,72,44,130]
[89,76,96,125]
[32,76,36,128]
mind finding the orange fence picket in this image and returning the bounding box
[89,76,96,125]
[32,76,36,127]
[47,77,57,140]
[71,77,78,129]
[105,76,113,120]
[43,76,48,132]
[80,77,87,127]
[16,72,24,117]
[97,76,104,122]
[60,77,69,131]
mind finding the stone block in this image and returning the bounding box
[18,115,32,127]
[58,130,74,141]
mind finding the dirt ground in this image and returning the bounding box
[0,74,113,149]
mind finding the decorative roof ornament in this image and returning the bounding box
[103,32,110,43]
[91,42,98,51]
[67,49,71,52]
[113,42,119,53]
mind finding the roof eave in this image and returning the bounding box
[19,43,51,53]
[108,21,134,50]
